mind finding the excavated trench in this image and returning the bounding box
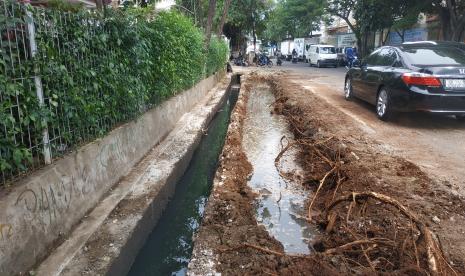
[242,84,315,254]
[187,72,461,275]
[126,75,313,275]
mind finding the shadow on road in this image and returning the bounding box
[348,97,465,130]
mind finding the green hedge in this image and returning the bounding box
[0,4,229,181]
[206,36,230,77]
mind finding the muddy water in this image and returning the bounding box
[243,84,315,254]
[128,85,239,276]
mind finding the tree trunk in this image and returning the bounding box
[382,28,390,45]
[205,0,217,47]
[195,0,202,27]
[452,16,465,41]
[341,16,362,54]
[440,8,451,40]
[438,3,465,42]
[95,0,103,10]
[395,30,405,43]
[217,0,232,37]
[360,31,369,57]
[380,29,384,46]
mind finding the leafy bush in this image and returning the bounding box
[206,36,229,77]
[0,4,228,183]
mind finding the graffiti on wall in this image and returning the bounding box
[4,137,126,240]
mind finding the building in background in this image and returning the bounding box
[322,17,357,48]
[321,13,445,51]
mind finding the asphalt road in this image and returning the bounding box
[250,60,465,196]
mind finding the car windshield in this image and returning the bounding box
[403,47,465,66]
[320,47,336,54]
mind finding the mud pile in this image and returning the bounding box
[267,72,460,275]
[190,71,463,275]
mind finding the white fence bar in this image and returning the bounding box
[26,9,52,164]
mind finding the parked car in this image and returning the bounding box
[308,44,338,68]
[344,42,465,120]
[402,40,465,52]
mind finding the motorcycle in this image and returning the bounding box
[346,55,358,69]
[258,54,273,67]
[277,56,282,66]
[233,56,247,66]
[292,53,298,63]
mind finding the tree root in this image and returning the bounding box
[307,165,339,218]
[326,192,457,276]
[323,238,395,255]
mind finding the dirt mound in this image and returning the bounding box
[191,71,464,275]
[190,73,338,275]
[266,72,463,275]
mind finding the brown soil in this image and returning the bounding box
[193,71,465,275]
[194,73,338,275]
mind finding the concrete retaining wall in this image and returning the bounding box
[0,72,224,276]
[54,79,231,276]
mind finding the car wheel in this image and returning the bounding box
[309,60,312,67]
[344,78,353,100]
[317,61,321,68]
[376,88,392,121]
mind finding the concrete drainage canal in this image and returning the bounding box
[122,72,459,275]
[127,73,315,275]
[127,76,240,275]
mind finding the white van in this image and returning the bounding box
[308,44,338,68]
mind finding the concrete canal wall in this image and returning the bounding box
[0,72,225,276]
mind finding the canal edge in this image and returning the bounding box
[35,75,234,276]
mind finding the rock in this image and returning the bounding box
[350,152,360,160]
[432,216,441,224]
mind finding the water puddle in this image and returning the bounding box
[128,82,239,276]
[242,84,315,254]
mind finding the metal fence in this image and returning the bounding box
[1,1,222,185]
[0,1,130,185]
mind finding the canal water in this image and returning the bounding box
[242,84,315,254]
[128,83,239,276]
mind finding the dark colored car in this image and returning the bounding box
[403,40,465,52]
[344,42,465,120]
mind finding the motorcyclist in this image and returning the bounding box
[345,47,355,68]
[276,49,282,66]
[292,48,298,63]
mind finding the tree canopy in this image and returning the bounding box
[263,0,327,43]
[174,0,465,54]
